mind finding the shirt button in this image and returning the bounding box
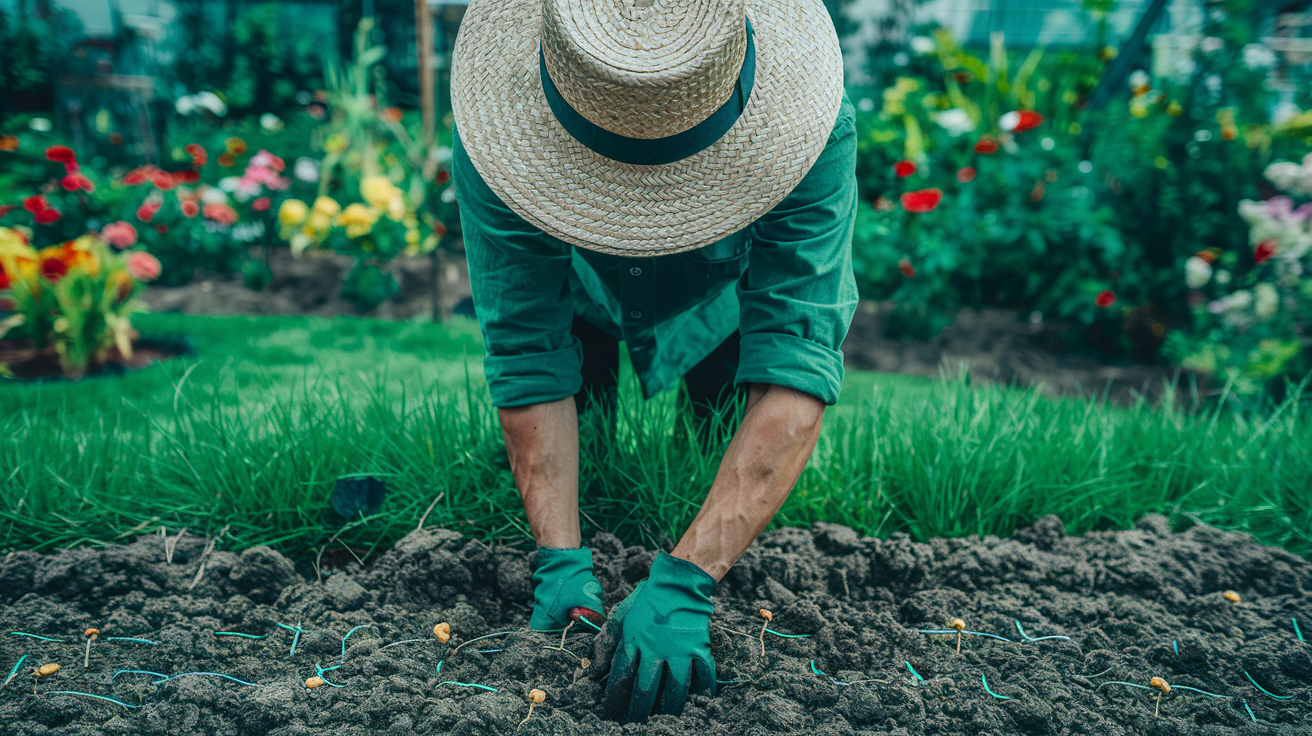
[630,310,642,319]
[630,267,642,276]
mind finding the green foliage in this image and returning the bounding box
[1,314,1310,564]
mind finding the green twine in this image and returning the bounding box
[1243,671,1295,700]
[172,672,258,687]
[214,632,269,640]
[275,623,304,657]
[1172,640,1179,656]
[4,655,29,687]
[313,664,345,688]
[1243,699,1256,722]
[1295,618,1305,644]
[435,660,444,676]
[1172,685,1228,699]
[111,670,170,684]
[1014,620,1071,642]
[106,637,159,646]
[982,673,1013,700]
[340,625,373,661]
[575,617,603,632]
[440,681,498,692]
[905,661,925,682]
[808,659,852,686]
[46,691,142,709]
[764,629,812,639]
[9,632,65,643]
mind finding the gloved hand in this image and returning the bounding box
[529,546,606,631]
[597,552,717,723]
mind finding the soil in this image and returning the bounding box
[842,301,1199,407]
[141,248,471,321]
[2,517,1309,735]
[0,338,191,381]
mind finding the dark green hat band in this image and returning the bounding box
[539,18,756,167]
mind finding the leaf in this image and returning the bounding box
[0,313,25,340]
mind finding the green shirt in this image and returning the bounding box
[454,95,858,408]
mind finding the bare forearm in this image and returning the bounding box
[498,396,581,548]
[671,384,826,581]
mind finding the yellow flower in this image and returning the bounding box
[306,212,334,236]
[405,227,420,245]
[279,199,309,227]
[312,196,341,217]
[1130,99,1150,118]
[1167,100,1184,117]
[387,195,407,222]
[0,226,36,260]
[325,134,347,154]
[334,203,379,239]
[360,175,401,211]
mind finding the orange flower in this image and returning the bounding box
[218,153,235,167]
[225,137,247,156]
[0,135,18,151]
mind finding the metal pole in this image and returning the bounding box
[416,0,436,149]
[1085,0,1171,112]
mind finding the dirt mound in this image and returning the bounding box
[1,518,1309,735]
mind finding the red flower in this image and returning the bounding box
[155,224,168,234]
[898,257,916,279]
[0,205,14,219]
[136,199,162,222]
[122,167,154,186]
[1001,110,1043,133]
[173,169,200,185]
[252,197,272,212]
[202,203,239,226]
[1254,240,1276,265]
[181,200,200,218]
[149,169,177,191]
[436,170,451,185]
[894,160,917,178]
[44,145,76,164]
[64,162,79,174]
[34,207,61,224]
[23,195,49,213]
[1095,290,1116,308]
[974,138,1000,154]
[0,268,8,290]
[900,188,943,213]
[126,251,162,282]
[185,143,207,167]
[40,256,69,282]
[60,172,95,193]
[957,167,976,183]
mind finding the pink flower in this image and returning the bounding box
[202,202,239,225]
[252,197,271,212]
[126,251,162,282]
[249,150,285,172]
[100,221,139,249]
[957,167,977,183]
[181,200,200,218]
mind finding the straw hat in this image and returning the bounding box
[451,0,844,256]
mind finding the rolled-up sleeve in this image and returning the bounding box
[735,98,859,406]
[453,131,582,408]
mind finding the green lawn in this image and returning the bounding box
[2,313,1310,571]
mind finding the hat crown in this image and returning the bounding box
[541,0,747,140]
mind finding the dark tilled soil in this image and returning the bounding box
[2,517,1309,735]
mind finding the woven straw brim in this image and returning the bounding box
[451,0,844,257]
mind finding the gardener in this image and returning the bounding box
[450,0,855,723]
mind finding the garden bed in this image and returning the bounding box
[1,517,1308,735]
[0,338,190,381]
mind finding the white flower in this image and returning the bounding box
[910,36,936,54]
[1214,269,1232,285]
[1243,44,1278,69]
[1229,290,1253,310]
[1205,74,1222,98]
[857,97,875,113]
[1276,259,1303,288]
[176,92,228,117]
[217,176,242,192]
[1254,283,1279,319]
[1200,36,1224,53]
[1078,160,1093,174]
[1185,256,1213,289]
[1194,129,1213,142]
[1264,154,1312,197]
[175,96,196,115]
[293,157,320,183]
[201,187,229,205]
[1040,137,1055,151]
[935,108,975,137]
[1273,103,1302,127]
[1128,70,1151,92]
[893,51,909,67]
[27,117,52,132]
[999,111,1020,132]
[259,113,284,132]
[440,186,457,204]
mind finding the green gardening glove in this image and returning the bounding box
[598,552,717,723]
[529,546,606,631]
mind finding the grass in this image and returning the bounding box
[2,312,1310,570]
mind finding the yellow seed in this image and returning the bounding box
[528,688,546,704]
[36,664,60,677]
[951,619,966,632]
[305,676,324,688]
[579,658,591,669]
[433,622,451,643]
[759,609,773,622]
[1223,590,1240,603]
[84,628,100,640]
[1150,676,1171,693]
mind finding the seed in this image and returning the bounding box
[528,688,546,704]
[1150,677,1171,693]
[951,619,966,631]
[305,676,324,688]
[1223,591,1240,603]
[433,622,451,644]
[759,609,773,622]
[83,628,100,640]
[579,658,591,669]
[36,664,60,677]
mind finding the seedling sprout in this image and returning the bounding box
[758,609,772,656]
[305,676,324,688]
[518,688,546,730]
[1223,591,1240,604]
[83,628,99,668]
[951,619,966,653]
[433,622,451,644]
[1150,676,1170,718]
[32,662,59,695]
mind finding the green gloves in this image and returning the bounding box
[599,552,717,723]
[529,546,606,631]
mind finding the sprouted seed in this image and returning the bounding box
[1223,591,1240,604]
[951,619,966,653]
[1150,676,1171,718]
[433,622,451,644]
[306,676,324,689]
[519,688,546,729]
[758,610,773,656]
[579,658,590,670]
[83,628,99,669]
[32,663,59,695]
